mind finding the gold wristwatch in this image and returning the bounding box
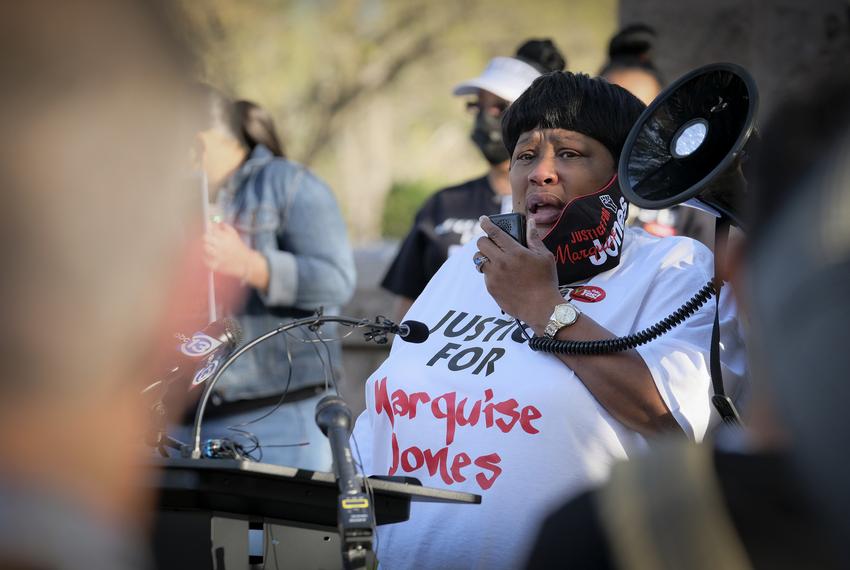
[543,303,581,338]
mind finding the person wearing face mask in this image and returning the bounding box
[351,72,746,569]
[381,39,566,321]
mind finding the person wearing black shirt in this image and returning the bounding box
[382,39,566,319]
[381,176,502,300]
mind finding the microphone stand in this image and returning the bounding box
[184,312,400,459]
[200,169,217,324]
[315,395,374,570]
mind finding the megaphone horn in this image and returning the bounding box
[618,62,759,229]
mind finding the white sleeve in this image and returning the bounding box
[632,238,734,440]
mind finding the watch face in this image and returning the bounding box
[554,304,578,324]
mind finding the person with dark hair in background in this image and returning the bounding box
[185,91,356,469]
[0,1,205,568]
[381,39,566,321]
[235,99,286,158]
[353,71,745,569]
[599,23,664,106]
[600,24,715,248]
[524,74,850,570]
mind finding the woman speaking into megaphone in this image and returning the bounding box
[351,71,747,570]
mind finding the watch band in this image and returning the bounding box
[544,302,581,338]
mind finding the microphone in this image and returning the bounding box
[315,395,373,569]
[394,320,429,343]
[155,317,244,392]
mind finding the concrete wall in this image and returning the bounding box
[338,242,398,417]
[619,0,850,119]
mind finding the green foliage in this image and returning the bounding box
[177,0,616,242]
[381,180,437,239]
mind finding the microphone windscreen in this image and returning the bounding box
[400,320,430,343]
[314,394,352,434]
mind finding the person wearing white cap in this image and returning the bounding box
[381,39,566,321]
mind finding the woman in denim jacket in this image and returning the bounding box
[190,95,356,469]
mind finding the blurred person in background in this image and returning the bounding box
[182,91,356,470]
[382,39,566,321]
[0,1,204,568]
[524,73,850,570]
[600,24,715,248]
[599,24,663,107]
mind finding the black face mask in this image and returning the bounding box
[470,111,510,165]
[541,175,629,285]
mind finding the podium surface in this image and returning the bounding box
[150,458,480,569]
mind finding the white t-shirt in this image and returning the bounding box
[351,227,746,570]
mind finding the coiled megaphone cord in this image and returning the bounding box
[527,280,719,354]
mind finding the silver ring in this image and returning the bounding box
[473,254,489,273]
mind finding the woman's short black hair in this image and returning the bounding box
[501,71,646,162]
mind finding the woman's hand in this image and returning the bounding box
[204,222,269,290]
[477,215,681,437]
[475,216,564,335]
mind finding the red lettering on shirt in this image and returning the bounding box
[376,380,541,491]
[423,446,452,485]
[375,377,394,426]
[520,405,543,434]
[474,453,503,490]
[431,392,457,445]
[451,452,472,483]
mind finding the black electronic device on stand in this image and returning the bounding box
[142,317,244,456]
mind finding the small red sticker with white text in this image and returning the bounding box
[569,286,606,303]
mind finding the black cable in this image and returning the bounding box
[306,328,332,393]
[350,428,380,554]
[228,332,294,430]
[189,315,399,458]
[528,280,719,354]
[248,328,335,460]
[223,330,296,462]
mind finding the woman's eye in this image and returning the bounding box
[559,150,581,158]
[517,152,534,161]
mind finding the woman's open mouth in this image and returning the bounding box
[527,193,566,226]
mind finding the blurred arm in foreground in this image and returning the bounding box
[0,2,206,568]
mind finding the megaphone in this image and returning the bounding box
[619,62,759,228]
